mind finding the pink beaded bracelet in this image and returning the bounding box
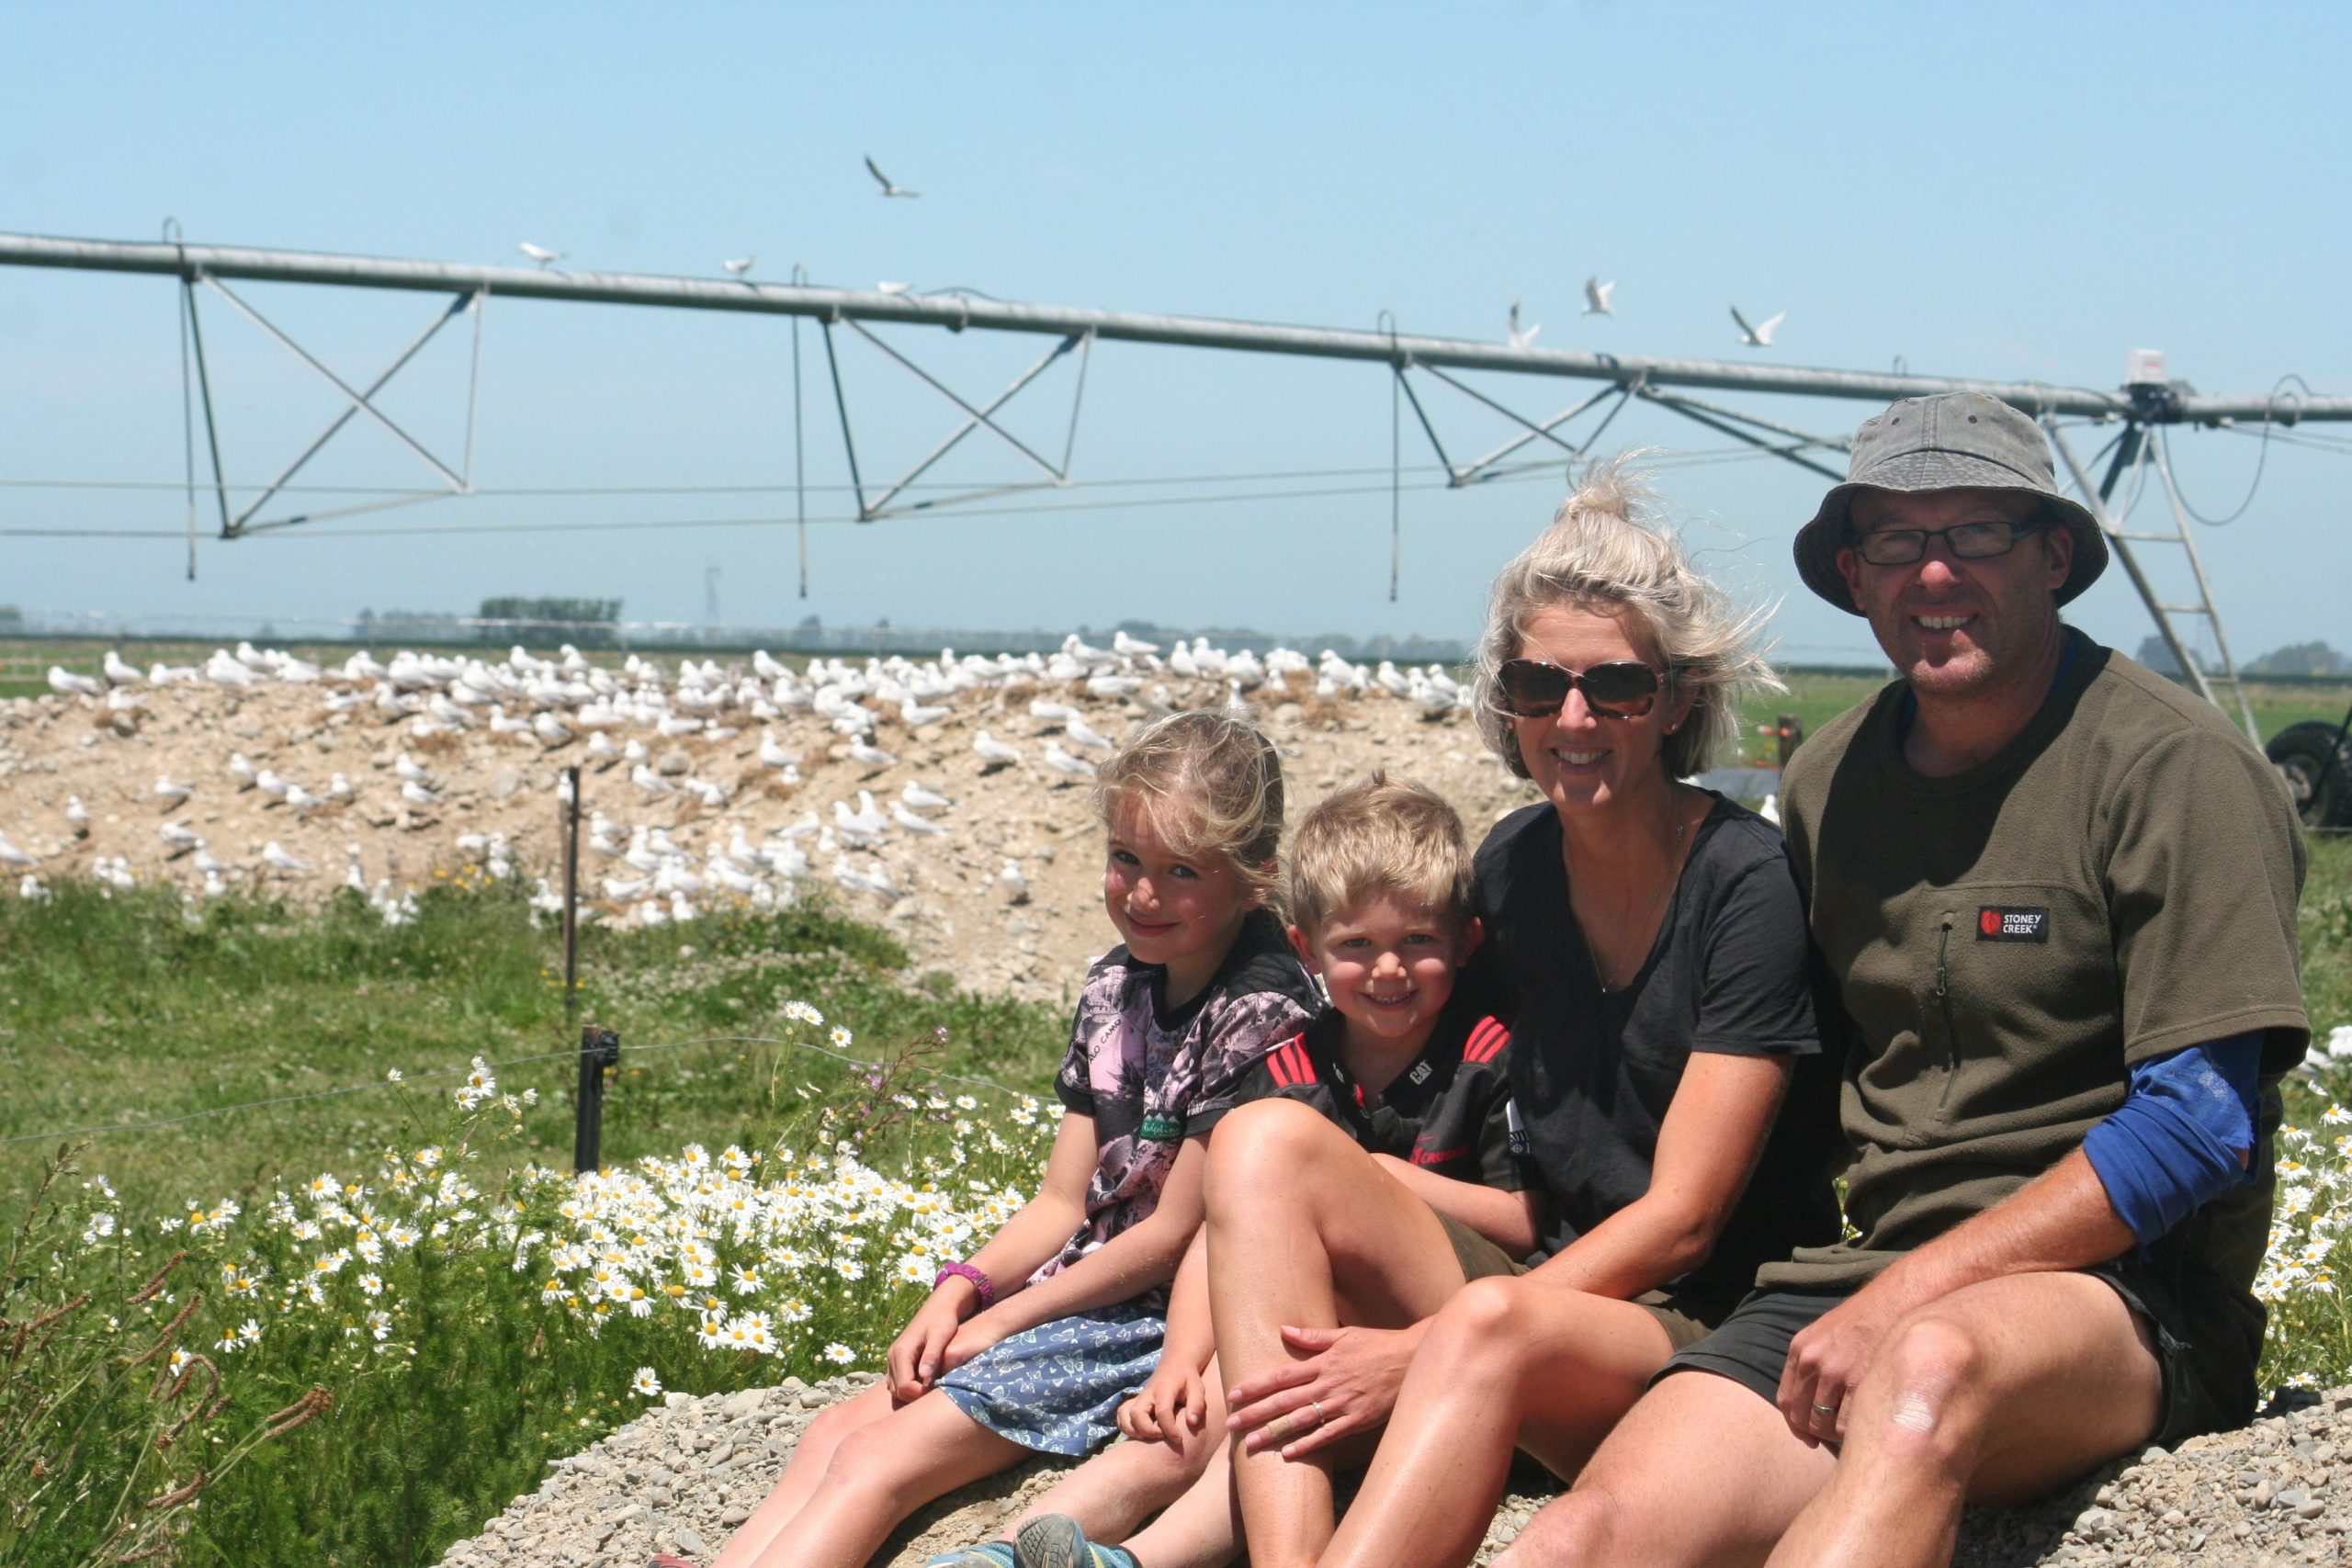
[932,1260,996,1310]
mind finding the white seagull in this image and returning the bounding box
[1042,740,1096,779]
[64,796,90,835]
[1731,306,1787,347]
[972,730,1023,769]
[518,242,563,267]
[722,255,755,277]
[1583,276,1616,316]
[901,780,953,811]
[865,155,920,198]
[1507,299,1541,350]
[999,859,1030,905]
[48,666,102,697]
[261,840,312,874]
[0,832,34,869]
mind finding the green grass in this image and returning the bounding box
[0,877,1069,1241]
[0,879,1069,1567]
[1732,671,2352,765]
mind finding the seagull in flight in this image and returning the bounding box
[1731,306,1787,347]
[517,243,564,268]
[722,255,755,277]
[865,155,920,197]
[1507,299,1541,350]
[1582,276,1616,316]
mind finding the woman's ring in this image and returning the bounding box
[1310,1399,1328,1426]
[1809,1401,1838,1416]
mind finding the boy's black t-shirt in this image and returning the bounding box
[1467,794,1844,1313]
[1207,992,1530,1195]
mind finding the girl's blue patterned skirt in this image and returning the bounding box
[936,1301,1166,1455]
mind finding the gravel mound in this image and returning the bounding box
[0,671,1537,1004]
[437,1381,2352,1567]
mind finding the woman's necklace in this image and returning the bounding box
[1577,795,1693,995]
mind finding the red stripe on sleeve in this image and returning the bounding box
[1464,1017,1510,1064]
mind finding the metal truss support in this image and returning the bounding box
[1634,388,1851,483]
[2046,419,2257,739]
[177,272,484,536]
[820,320,1093,521]
[1392,365,1639,487]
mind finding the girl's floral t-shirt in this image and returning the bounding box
[1039,909,1317,1291]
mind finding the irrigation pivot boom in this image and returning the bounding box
[2,228,2346,747]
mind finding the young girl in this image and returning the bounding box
[696,709,1320,1568]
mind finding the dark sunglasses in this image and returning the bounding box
[1492,658,1666,719]
[1849,513,2048,567]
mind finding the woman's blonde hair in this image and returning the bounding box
[1284,773,1474,939]
[1471,453,1781,780]
[1092,709,1286,906]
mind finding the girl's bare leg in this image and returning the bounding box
[713,1382,896,1567]
[999,1376,1229,1546]
[1321,1277,1677,1568]
[716,1383,1024,1568]
[1204,1101,1468,1568]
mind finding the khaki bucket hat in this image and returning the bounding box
[1792,391,2109,615]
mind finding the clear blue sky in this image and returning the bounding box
[4,1,2346,665]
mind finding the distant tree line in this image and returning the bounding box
[2137,635,2346,678]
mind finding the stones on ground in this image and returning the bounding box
[437,1382,2352,1568]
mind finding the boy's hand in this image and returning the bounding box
[1117,1359,1206,1443]
[885,1285,972,1401]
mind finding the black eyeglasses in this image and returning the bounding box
[1492,659,1666,719]
[1850,514,2048,567]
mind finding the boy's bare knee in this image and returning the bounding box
[1206,1099,1347,1210]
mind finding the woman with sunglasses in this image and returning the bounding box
[1202,457,1843,1568]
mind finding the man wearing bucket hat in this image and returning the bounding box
[1493,393,2307,1568]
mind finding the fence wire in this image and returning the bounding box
[0,1032,1035,1151]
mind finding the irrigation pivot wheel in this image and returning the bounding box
[2267,716,2352,830]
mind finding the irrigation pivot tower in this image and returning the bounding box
[3,229,2347,739]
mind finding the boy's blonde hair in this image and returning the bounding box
[1092,709,1286,906]
[1284,773,1475,939]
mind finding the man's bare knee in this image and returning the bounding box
[1495,1488,1623,1568]
[1862,1314,1987,1469]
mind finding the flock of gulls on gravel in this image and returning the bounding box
[7,634,1479,932]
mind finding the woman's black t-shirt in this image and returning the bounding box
[1468,792,1844,1314]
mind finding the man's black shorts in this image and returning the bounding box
[1656,1255,2262,1449]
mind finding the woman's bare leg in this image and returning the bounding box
[1321,1277,1678,1568]
[1204,1100,1470,1568]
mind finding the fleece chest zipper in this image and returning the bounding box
[1933,918,1959,1117]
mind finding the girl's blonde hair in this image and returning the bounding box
[1471,453,1781,780]
[1092,709,1286,907]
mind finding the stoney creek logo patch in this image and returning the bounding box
[1976,906,2050,942]
[1137,1114,1183,1142]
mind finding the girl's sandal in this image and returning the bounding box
[646,1556,699,1567]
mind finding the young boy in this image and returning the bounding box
[934,773,1533,1568]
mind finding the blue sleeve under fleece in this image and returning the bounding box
[2083,1032,2265,1247]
